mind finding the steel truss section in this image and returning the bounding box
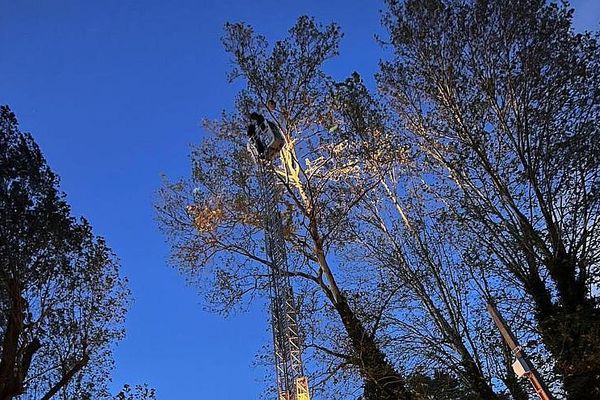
[256,159,309,400]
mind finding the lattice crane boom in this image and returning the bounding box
[248,112,310,400]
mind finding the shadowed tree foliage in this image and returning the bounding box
[379,0,600,398]
[405,369,486,400]
[114,384,157,400]
[0,106,130,399]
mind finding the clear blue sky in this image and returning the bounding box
[0,1,597,399]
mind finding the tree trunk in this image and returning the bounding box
[534,253,600,400]
[536,308,600,399]
[458,356,499,399]
[311,227,411,400]
[334,294,412,400]
[0,278,40,400]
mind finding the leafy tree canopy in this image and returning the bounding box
[0,105,130,399]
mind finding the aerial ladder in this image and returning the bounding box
[247,112,311,400]
[487,301,554,400]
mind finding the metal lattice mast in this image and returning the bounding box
[256,158,310,400]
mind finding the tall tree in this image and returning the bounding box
[0,106,129,399]
[156,17,412,400]
[379,0,600,397]
[329,72,525,399]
